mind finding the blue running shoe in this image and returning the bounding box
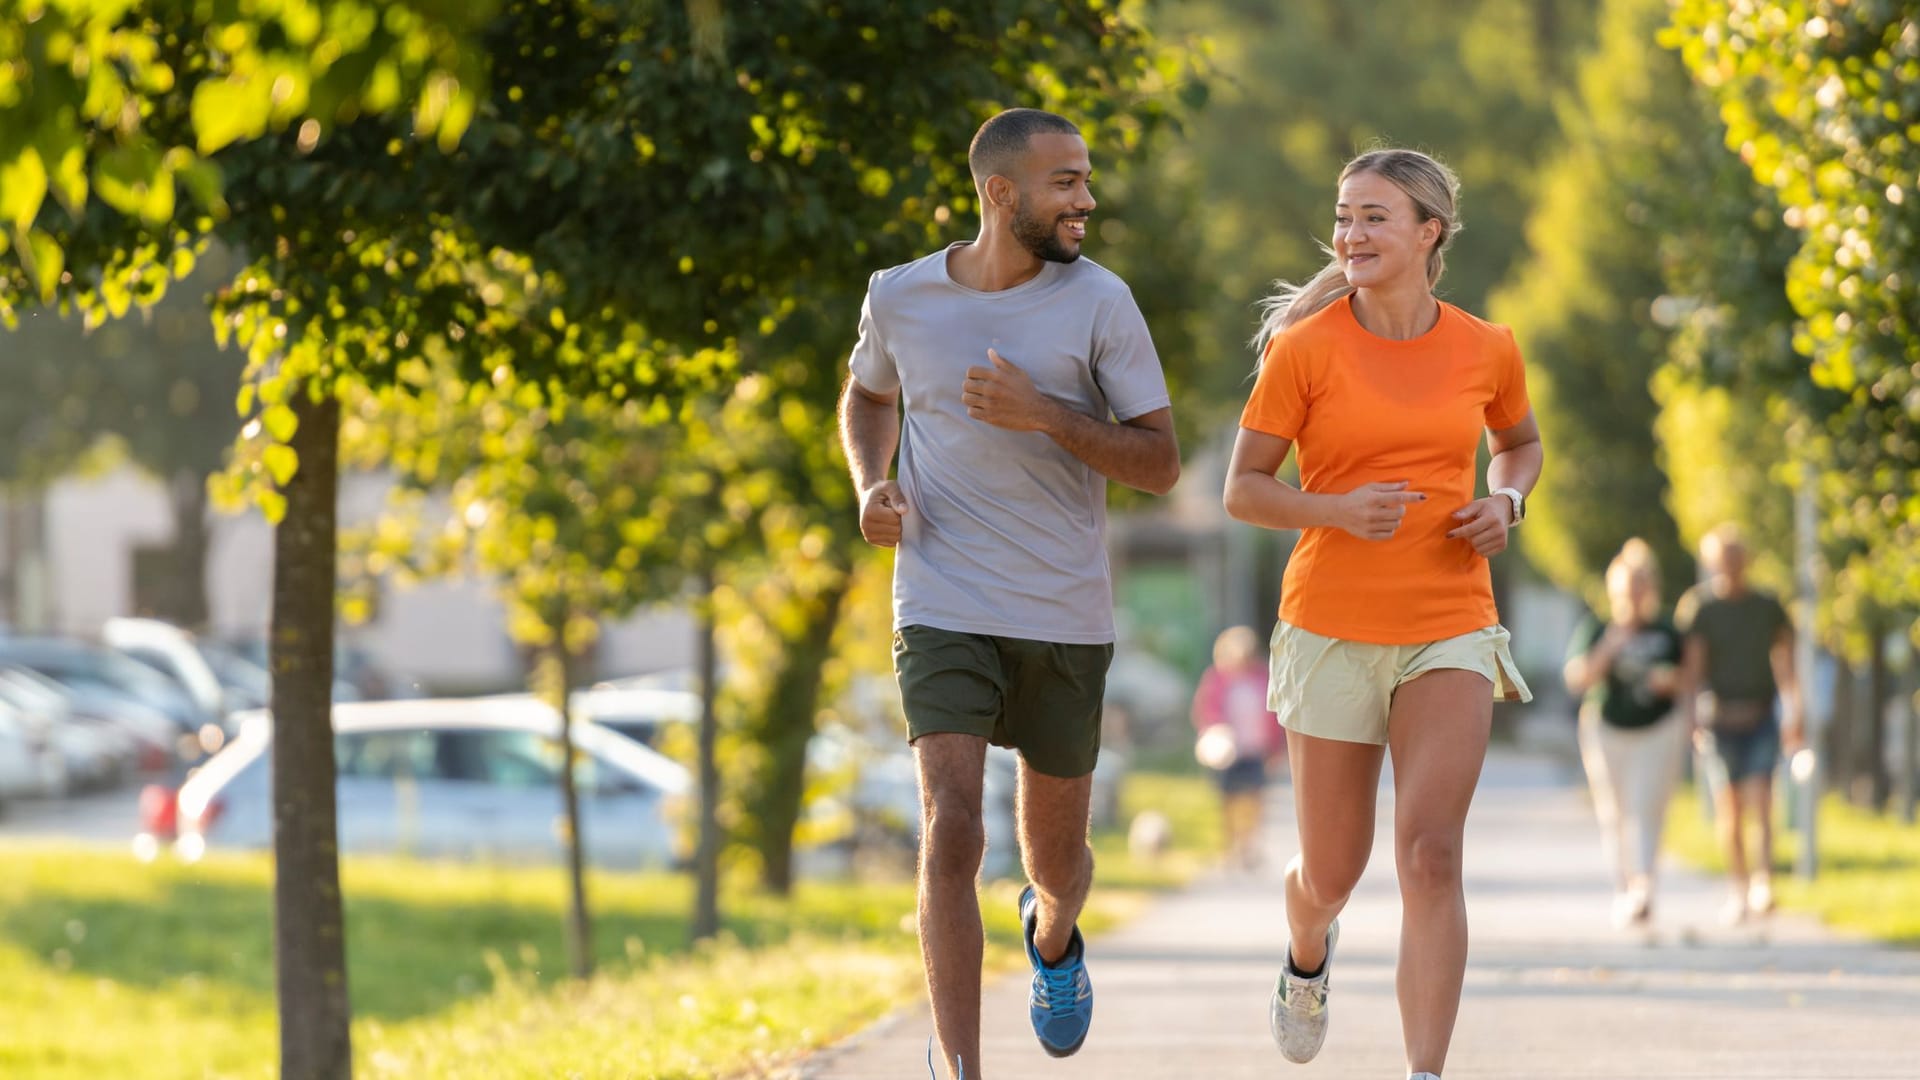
[1019,884,1093,1057]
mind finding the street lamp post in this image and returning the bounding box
[1793,462,1820,881]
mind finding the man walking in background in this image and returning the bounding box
[1678,524,1804,924]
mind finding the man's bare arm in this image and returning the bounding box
[1042,405,1180,495]
[1680,636,1706,731]
[839,376,909,547]
[960,349,1179,494]
[1770,624,1804,747]
[839,376,898,491]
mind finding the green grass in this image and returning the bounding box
[1093,765,1225,889]
[0,767,1221,1079]
[1664,785,1920,946]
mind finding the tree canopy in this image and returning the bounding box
[1669,0,1920,630]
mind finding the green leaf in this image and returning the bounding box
[191,79,270,155]
[140,167,176,225]
[94,141,161,218]
[24,228,64,302]
[263,403,299,443]
[177,159,228,217]
[102,275,131,318]
[36,134,88,215]
[263,443,300,486]
[0,148,47,232]
[257,487,288,525]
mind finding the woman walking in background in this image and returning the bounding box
[1564,539,1686,928]
[1223,147,1542,1080]
[1191,625,1287,871]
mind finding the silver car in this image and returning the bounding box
[173,696,691,868]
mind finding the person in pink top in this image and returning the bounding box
[1191,626,1288,870]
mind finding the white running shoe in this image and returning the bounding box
[1270,919,1339,1063]
[1719,890,1749,926]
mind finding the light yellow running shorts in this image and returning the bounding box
[1267,622,1532,746]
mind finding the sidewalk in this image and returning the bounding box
[802,750,1920,1078]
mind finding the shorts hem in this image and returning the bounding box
[1279,715,1388,747]
[1268,621,1532,745]
[895,617,1116,647]
[905,723,998,746]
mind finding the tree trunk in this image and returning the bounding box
[685,0,728,71]
[690,566,722,943]
[164,468,212,630]
[1865,615,1891,810]
[1534,0,1564,79]
[1824,654,1855,795]
[270,394,350,1080]
[1901,658,1918,826]
[3,488,50,632]
[750,572,851,895]
[536,636,594,979]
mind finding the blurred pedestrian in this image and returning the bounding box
[839,107,1179,1079]
[1191,625,1286,871]
[1223,147,1540,1080]
[1677,524,1803,923]
[1563,539,1685,928]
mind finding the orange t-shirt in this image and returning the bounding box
[1238,295,1532,644]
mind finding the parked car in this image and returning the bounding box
[168,695,691,868]
[0,689,80,797]
[105,619,373,721]
[573,686,699,749]
[0,666,137,789]
[0,702,50,807]
[102,618,235,724]
[217,635,415,702]
[195,640,275,711]
[0,637,215,759]
[0,655,178,775]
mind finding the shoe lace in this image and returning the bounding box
[1039,962,1084,1019]
[926,1038,965,1079]
[1286,972,1329,1013]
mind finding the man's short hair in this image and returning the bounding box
[968,108,1081,189]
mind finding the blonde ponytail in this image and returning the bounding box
[1253,148,1463,360]
[1251,251,1353,356]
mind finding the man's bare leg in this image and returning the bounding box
[915,733,989,1079]
[1017,763,1095,963]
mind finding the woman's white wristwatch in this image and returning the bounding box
[1492,487,1527,526]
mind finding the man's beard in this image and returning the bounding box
[1011,203,1085,264]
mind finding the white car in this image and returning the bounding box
[571,685,699,750]
[102,618,232,727]
[172,696,691,868]
[0,704,48,804]
[0,666,137,790]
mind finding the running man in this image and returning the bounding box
[839,107,1179,1079]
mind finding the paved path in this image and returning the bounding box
[803,751,1919,1078]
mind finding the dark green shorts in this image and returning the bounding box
[892,624,1114,779]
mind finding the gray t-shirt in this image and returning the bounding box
[849,243,1170,644]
